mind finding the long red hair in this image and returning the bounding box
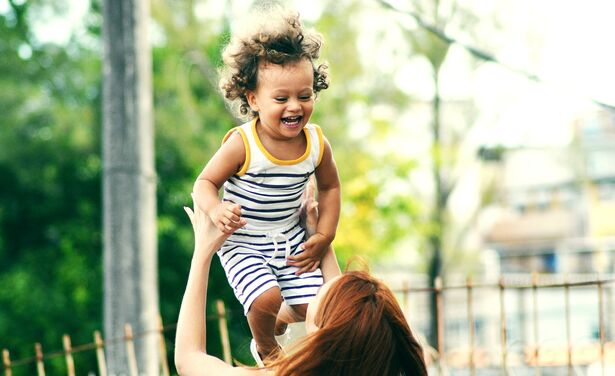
[271,271,427,375]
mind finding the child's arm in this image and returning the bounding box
[295,177,342,278]
[194,132,247,234]
[288,138,341,274]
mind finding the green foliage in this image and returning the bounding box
[0,2,102,373]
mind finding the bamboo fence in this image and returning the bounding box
[3,277,615,375]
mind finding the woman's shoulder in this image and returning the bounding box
[176,353,273,376]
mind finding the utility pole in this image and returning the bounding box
[102,0,158,373]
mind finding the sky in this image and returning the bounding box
[382,0,615,148]
[3,0,614,149]
[470,0,615,147]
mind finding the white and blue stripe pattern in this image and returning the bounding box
[217,119,325,315]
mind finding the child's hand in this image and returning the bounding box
[184,193,231,256]
[288,232,332,275]
[209,201,246,234]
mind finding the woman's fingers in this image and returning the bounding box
[183,206,194,222]
[307,201,318,212]
[306,175,316,200]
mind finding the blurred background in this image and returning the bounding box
[1,0,614,374]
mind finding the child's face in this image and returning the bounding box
[247,59,315,140]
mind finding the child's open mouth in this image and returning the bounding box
[281,116,303,127]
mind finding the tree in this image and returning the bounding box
[377,0,497,350]
[102,0,158,373]
[0,1,103,373]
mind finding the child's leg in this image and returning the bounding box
[247,286,283,360]
[274,246,340,334]
[273,212,340,336]
[275,303,307,335]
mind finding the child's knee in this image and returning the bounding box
[250,287,283,317]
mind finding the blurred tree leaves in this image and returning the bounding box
[0,1,102,373]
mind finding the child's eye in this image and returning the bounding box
[274,97,288,102]
[299,95,313,101]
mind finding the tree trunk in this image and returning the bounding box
[428,69,443,350]
[102,0,159,374]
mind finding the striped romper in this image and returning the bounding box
[218,118,325,315]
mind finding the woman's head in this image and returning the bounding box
[276,271,428,376]
[219,9,329,119]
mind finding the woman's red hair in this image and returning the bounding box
[271,271,427,375]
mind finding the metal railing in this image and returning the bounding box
[393,273,615,376]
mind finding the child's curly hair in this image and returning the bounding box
[219,10,329,119]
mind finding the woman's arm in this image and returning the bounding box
[174,197,261,376]
[319,245,341,282]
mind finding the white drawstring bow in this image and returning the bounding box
[265,231,291,265]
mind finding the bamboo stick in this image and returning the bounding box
[124,324,139,376]
[62,335,75,376]
[35,343,45,376]
[2,349,12,376]
[216,300,232,364]
[94,331,107,376]
[158,316,170,376]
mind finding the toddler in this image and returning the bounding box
[193,9,341,365]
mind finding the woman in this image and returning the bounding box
[175,195,428,375]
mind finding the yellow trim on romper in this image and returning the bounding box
[251,118,312,165]
[222,126,250,176]
[313,124,325,167]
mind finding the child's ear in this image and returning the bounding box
[246,91,259,112]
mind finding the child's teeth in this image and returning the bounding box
[283,116,300,123]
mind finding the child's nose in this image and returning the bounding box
[287,99,301,111]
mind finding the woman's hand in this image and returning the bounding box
[299,176,319,236]
[176,194,254,375]
[184,193,243,257]
[293,178,329,275]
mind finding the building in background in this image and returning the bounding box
[378,109,615,373]
[485,108,615,274]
